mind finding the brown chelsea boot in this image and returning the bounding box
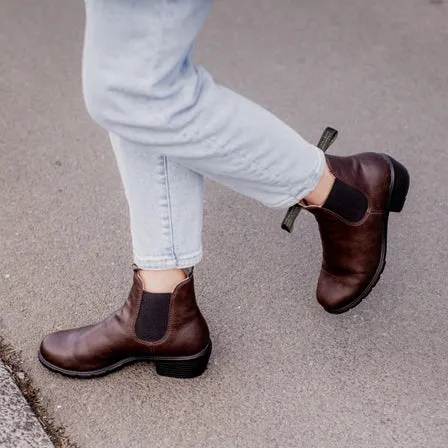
[38,269,211,378]
[304,152,410,314]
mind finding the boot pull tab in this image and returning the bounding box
[281,127,338,233]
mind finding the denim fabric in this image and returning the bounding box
[82,0,325,269]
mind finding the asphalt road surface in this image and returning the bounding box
[1,0,447,447]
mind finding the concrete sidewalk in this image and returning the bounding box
[0,361,53,448]
[1,0,448,447]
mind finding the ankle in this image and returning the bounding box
[303,164,335,206]
[138,269,187,293]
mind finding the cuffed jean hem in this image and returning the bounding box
[133,251,203,270]
[269,146,326,209]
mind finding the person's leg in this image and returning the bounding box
[109,134,203,292]
[40,134,212,378]
[39,143,212,378]
[83,0,327,212]
[38,0,219,379]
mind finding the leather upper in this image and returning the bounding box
[305,153,392,311]
[40,272,210,372]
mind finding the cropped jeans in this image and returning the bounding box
[82,0,325,269]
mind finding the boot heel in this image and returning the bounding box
[154,343,212,379]
[385,155,410,213]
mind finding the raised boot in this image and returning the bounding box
[304,152,410,313]
[39,269,211,378]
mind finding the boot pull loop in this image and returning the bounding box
[281,127,339,233]
[316,126,338,153]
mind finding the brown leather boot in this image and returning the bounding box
[38,270,211,378]
[304,152,410,314]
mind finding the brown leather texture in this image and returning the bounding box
[39,272,210,372]
[305,153,392,312]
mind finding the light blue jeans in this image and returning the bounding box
[82,0,325,270]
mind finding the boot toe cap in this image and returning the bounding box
[317,270,369,313]
[39,330,79,371]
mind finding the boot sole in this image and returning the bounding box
[325,155,410,314]
[38,341,212,379]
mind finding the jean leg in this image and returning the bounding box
[83,0,208,269]
[83,0,324,209]
[110,133,204,269]
[83,0,325,267]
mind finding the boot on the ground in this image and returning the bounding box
[39,269,211,378]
